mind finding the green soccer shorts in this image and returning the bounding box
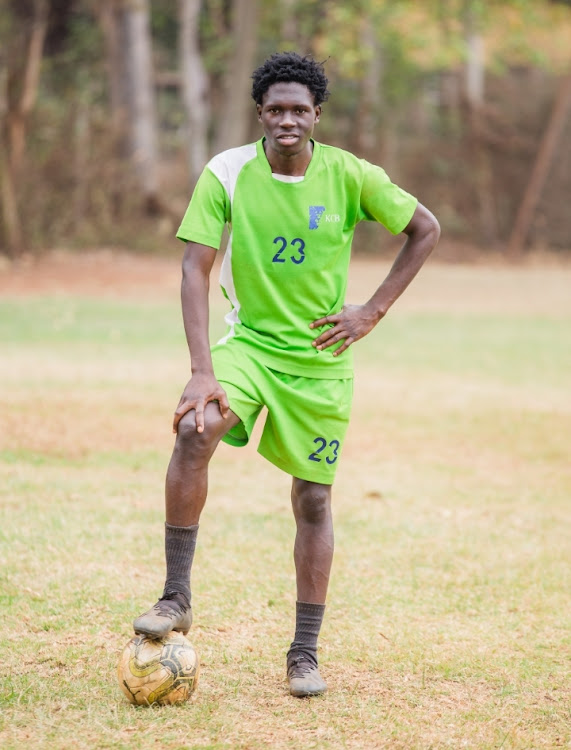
[211,342,353,484]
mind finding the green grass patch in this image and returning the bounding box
[1,266,570,749]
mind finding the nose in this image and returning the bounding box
[279,110,295,127]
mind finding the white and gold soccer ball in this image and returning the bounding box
[118,632,200,706]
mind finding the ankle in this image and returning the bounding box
[289,600,325,659]
[161,590,191,608]
[163,523,198,606]
[287,645,318,667]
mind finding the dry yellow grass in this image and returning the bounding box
[1,252,570,749]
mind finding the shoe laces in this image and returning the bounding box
[287,652,318,677]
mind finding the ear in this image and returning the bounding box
[314,105,322,123]
[256,103,262,121]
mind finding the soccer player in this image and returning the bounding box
[134,52,440,698]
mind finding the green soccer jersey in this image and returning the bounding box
[176,138,417,378]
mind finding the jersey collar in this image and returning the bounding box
[257,138,321,181]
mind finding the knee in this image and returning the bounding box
[292,481,332,525]
[174,411,220,463]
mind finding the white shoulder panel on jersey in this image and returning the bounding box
[206,143,257,202]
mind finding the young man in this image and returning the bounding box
[134,52,440,698]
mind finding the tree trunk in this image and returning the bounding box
[463,4,498,246]
[465,27,484,110]
[97,0,130,161]
[355,19,383,159]
[73,96,90,230]
[7,0,48,177]
[97,0,159,214]
[507,74,571,259]
[123,0,159,212]
[280,0,297,47]
[0,132,23,257]
[213,0,259,153]
[179,0,210,187]
[0,0,48,256]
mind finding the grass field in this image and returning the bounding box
[1,253,570,749]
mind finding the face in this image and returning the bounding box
[257,82,321,159]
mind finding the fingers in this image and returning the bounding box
[310,313,340,330]
[312,321,347,350]
[173,400,196,433]
[311,316,360,354]
[331,338,354,357]
[172,389,230,434]
[217,390,230,419]
[311,306,372,354]
[173,399,207,434]
[194,402,206,433]
[314,329,355,354]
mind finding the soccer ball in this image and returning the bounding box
[118,632,200,706]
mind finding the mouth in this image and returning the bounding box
[276,133,299,144]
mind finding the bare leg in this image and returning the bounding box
[165,402,240,526]
[287,478,332,696]
[133,403,240,637]
[290,478,334,604]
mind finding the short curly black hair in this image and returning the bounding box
[251,52,330,106]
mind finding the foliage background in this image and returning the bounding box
[0,0,570,255]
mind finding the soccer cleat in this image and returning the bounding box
[133,591,192,639]
[287,651,327,698]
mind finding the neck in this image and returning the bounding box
[263,140,314,176]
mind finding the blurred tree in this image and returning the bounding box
[97,0,129,162]
[0,0,48,256]
[462,0,499,245]
[179,0,209,187]
[213,0,259,152]
[463,1,484,108]
[354,12,383,160]
[280,0,297,47]
[508,73,571,258]
[97,0,159,215]
[1,0,569,253]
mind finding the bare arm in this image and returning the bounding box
[172,241,230,433]
[310,202,440,355]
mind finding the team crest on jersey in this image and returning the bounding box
[309,206,341,230]
[309,206,325,230]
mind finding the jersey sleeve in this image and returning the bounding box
[358,161,418,235]
[176,167,231,248]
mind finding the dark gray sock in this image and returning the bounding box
[162,523,199,603]
[288,601,326,665]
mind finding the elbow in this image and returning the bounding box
[428,214,441,248]
[409,204,441,254]
[420,205,441,245]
